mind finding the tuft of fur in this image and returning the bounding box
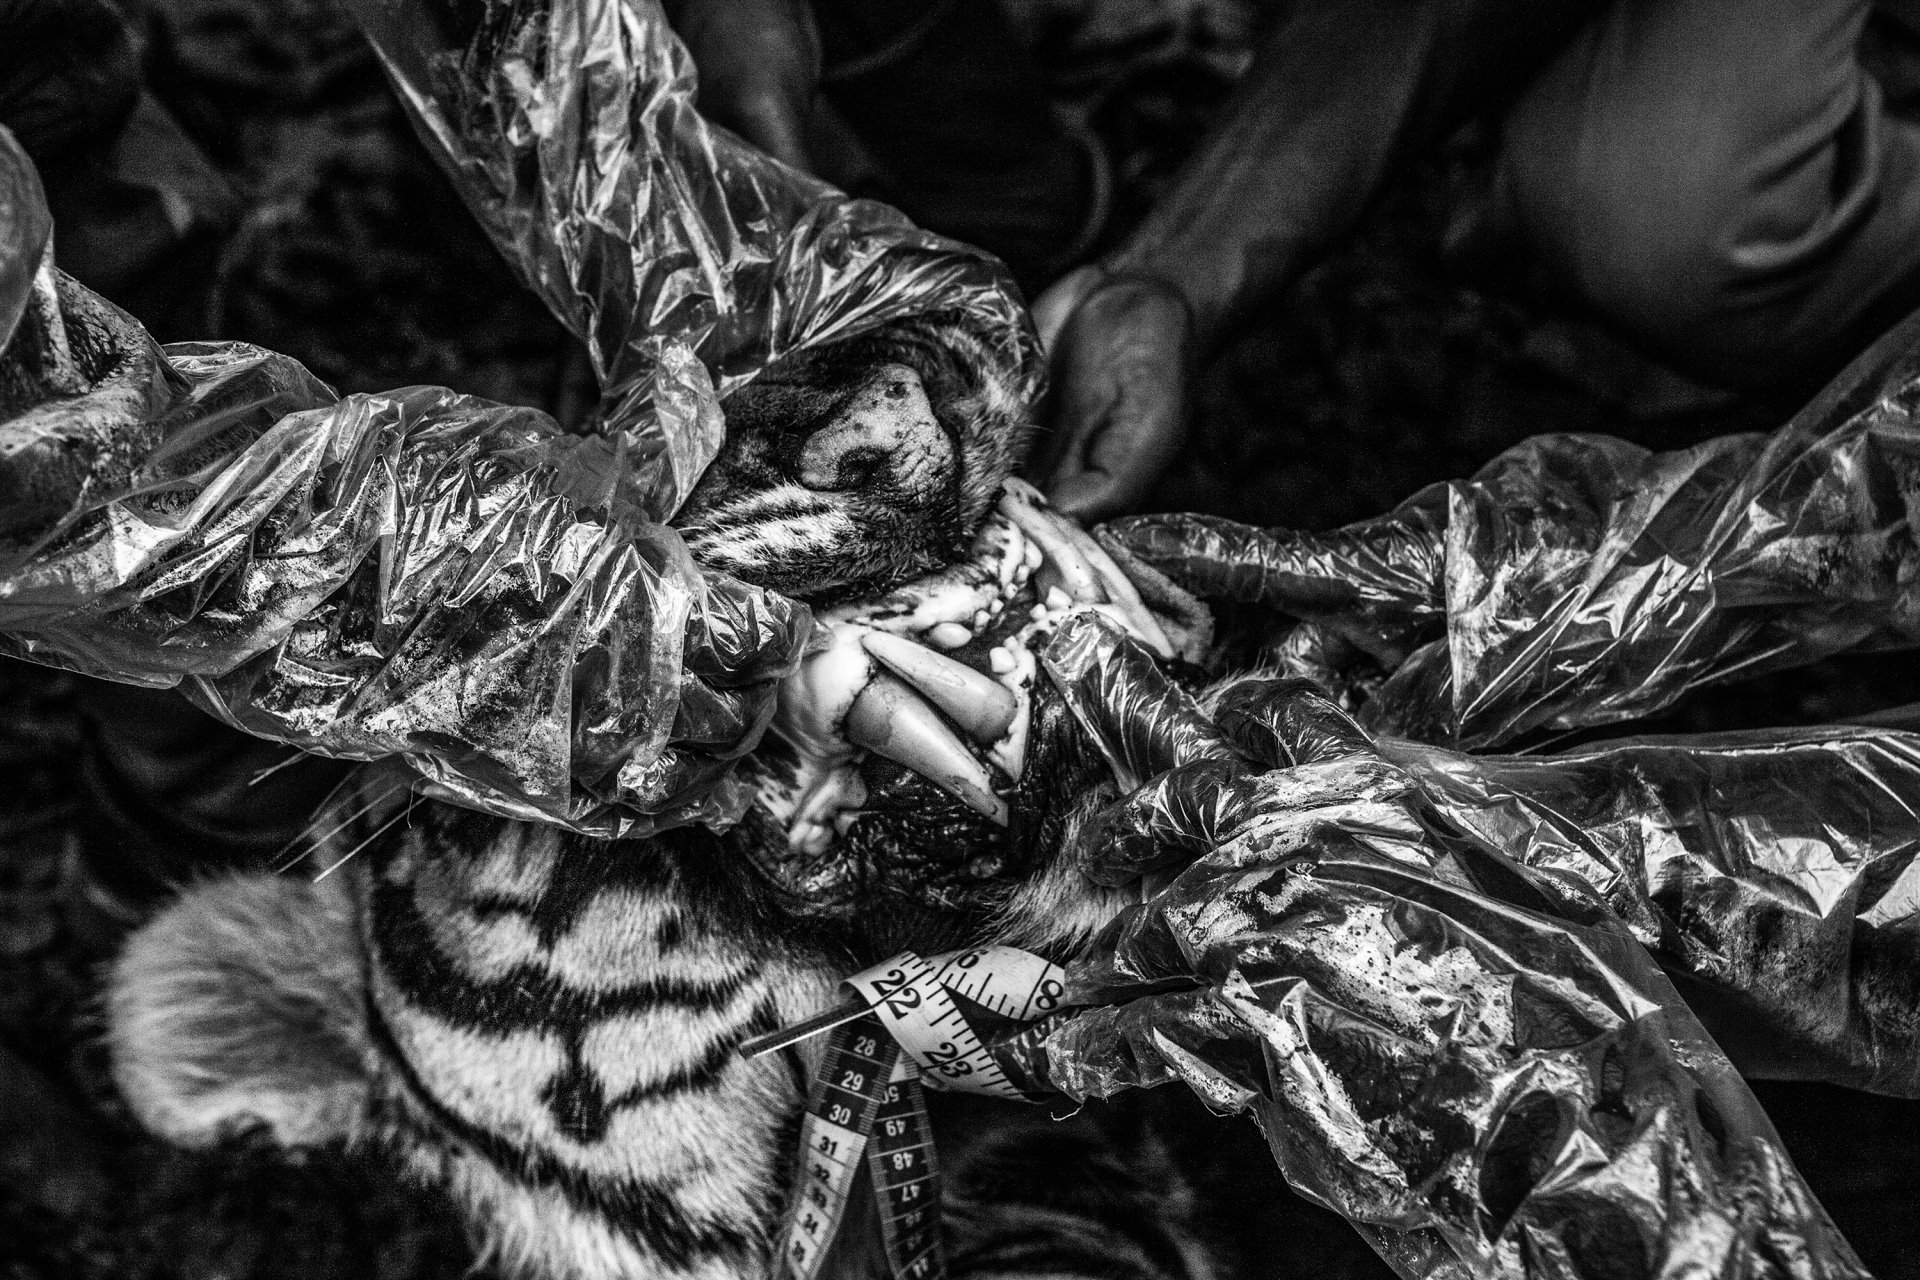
[107,803,844,1280]
[678,314,1032,602]
[106,871,374,1150]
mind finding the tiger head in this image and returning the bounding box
[100,319,1217,1280]
[677,315,1032,604]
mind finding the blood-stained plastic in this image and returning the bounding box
[1111,310,1920,752]
[1001,611,1873,1280]
[0,0,1037,834]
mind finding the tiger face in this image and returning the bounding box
[678,317,1031,604]
[102,322,1217,1280]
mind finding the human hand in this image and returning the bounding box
[1030,265,1194,522]
[988,611,1870,1278]
[662,0,819,171]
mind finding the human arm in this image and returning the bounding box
[660,0,820,172]
[995,612,1872,1278]
[1038,0,1605,519]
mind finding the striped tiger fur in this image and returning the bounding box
[108,803,837,1280]
[102,317,1223,1280]
[105,769,1209,1280]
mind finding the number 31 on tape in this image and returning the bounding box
[774,946,1068,1280]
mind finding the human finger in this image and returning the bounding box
[1039,274,1192,522]
[684,572,812,686]
[1105,510,1446,642]
[1029,263,1103,354]
[1211,675,1375,767]
[1073,757,1257,886]
[1040,609,1237,789]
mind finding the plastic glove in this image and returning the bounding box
[1394,727,1920,1100]
[0,132,810,837]
[1107,311,1920,749]
[997,610,1869,1280]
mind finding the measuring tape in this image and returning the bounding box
[753,946,1069,1280]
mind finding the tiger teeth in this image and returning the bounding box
[773,624,877,760]
[845,672,1009,824]
[998,483,1106,604]
[987,641,1036,780]
[927,622,973,649]
[863,631,1019,744]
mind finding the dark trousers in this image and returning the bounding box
[1452,0,1920,388]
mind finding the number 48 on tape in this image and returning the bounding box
[750,946,1069,1280]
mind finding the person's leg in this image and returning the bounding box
[1453,0,1920,390]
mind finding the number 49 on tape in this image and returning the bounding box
[768,947,1069,1280]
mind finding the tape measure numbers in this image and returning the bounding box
[781,1022,910,1280]
[868,1056,940,1280]
[848,947,1065,1099]
[765,946,1069,1280]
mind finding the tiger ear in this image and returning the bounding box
[107,872,377,1150]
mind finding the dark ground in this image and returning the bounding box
[5,0,1920,1276]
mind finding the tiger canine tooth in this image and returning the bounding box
[845,672,1009,824]
[927,621,973,649]
[998,484,1105,603]
[862,631,1018,743]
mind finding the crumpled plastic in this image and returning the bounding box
[0,222,807,834]
[0,0,1039,834]
[1394,727,1920,1100]
[1002,610,1872,1280]
[1109,308,1920,751]
[346,0,1040,456]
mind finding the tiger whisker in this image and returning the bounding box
[312,795,415,883]
[247,749,314,787]
[272,776,409,874]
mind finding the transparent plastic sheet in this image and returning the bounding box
[0,129,808,835]
[1109,311,1920,751]
[1000,611,1870,1280]
[1391,727,1920,1100]
[0,0,1043,832]
[345,0,1041,482]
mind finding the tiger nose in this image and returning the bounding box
[797,363,950,491]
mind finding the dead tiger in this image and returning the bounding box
[99,316,1267,1280]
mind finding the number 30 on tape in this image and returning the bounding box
[774,946,1068,1280]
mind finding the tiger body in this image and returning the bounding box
[108,753,1189,1280]
[103,317,1230,1280]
